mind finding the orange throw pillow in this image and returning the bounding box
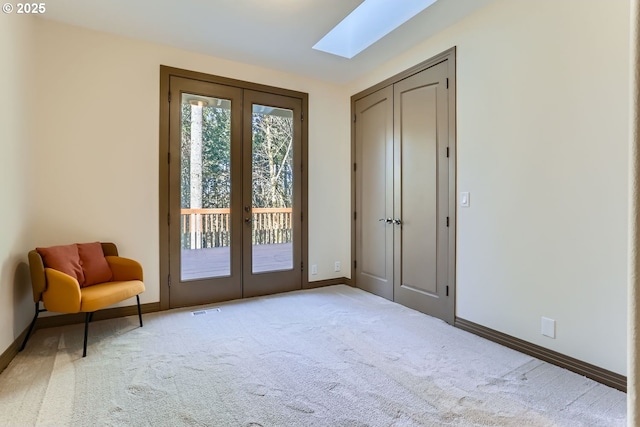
[77,242,112,287]
[36,244,85,286]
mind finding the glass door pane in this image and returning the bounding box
[250,104,294,273]
[180,93,232,281]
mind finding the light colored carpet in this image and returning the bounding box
[0,285,626,426]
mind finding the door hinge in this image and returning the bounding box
[354,211,357,220]
[354,260,357,269]
[301,112,304,122]
[446,147,449,158]
[446,216,450,227]
[301,261,304,271]
[167,213,171,225]
[353,114,357,123]
[301,211,304,221]
[353,163,357,172]
[168,91,171,103]
[446,78,449,89]
[168,152,171,163]
[446,285,449,296]
[168,274,171,287]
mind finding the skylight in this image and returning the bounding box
[312,0,438,59]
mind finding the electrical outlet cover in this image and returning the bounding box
[541,317,556,338]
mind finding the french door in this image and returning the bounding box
[165,73,304,308]
[242,90,303,298]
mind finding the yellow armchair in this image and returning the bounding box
[21,242,145,357]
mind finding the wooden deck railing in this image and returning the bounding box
[181,208,293,249]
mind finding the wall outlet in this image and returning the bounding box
[334,261,341,272]
[311,264,318,275]
[541,317,556,338]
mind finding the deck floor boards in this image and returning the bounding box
[181,243,293,280]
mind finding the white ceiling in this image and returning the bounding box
[40,0,493,84]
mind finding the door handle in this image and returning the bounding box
[393,219,402,225]
[379,218,393,224]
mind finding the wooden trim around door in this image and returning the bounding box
[159,66,309,310]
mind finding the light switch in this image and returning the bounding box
[460,192,470,207]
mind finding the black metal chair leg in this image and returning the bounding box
[19,303,40,351]
[83,312,91,357]
[136,295,143,327]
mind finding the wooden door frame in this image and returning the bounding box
[350,47,457,321]
[159,65,309,310]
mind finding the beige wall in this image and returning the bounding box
[0,14,37,352]
[349,0,630,375]
[0,17,351,355]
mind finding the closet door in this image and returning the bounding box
[352,52,456,324]
[393,61,453,322]
[354,86,394,300]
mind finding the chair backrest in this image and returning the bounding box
[28,242,119,303]
[101,242,119,257]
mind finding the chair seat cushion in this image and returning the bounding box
[80,280,145,312]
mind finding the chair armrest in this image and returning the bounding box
[106,256,143,281]
[42,268,82,313]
